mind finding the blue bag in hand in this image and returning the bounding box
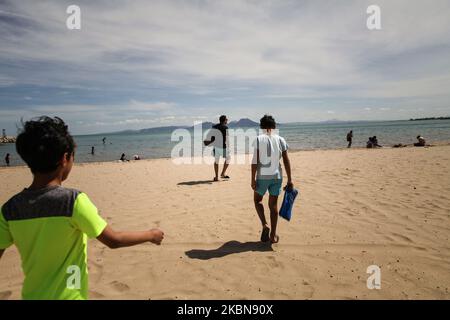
[279,187,299,221]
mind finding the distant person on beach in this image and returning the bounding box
[120,153,129,162]
[102,137,106,144]
[133,155,141,160]
[414,135,426,147]
[367,136,382,148]
[372,136,382,147]
[91,146,95,155]
[0,116,164,300]
[204,115,230,181]
[5,153,10,166]
[346,130,353,148]
[251,115,293,244]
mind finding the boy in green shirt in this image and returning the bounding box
[0,116,164,299]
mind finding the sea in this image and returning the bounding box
[2,119,450,167]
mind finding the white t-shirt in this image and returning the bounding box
[253,133,288,180]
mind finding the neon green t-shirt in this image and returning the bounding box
[0,186,107,300]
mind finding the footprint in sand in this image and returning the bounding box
[0,291,12,300]
[89,290,105,299]
[391,232,413,243]
[266,256,283,268]
[300,284,315,300]
[109,280,130,292]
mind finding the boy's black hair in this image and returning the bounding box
[260,114,276,129]
[219,115,227,124]
[16,116,76,173]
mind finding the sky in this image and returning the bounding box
[1,0,450,135]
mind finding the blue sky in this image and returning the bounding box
[1,0,450,134]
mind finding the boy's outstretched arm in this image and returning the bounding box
[97,225,164,249]
[282,150,294,189]
[251,148,259,190]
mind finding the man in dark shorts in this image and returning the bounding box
[204,115,231,181]
[347,130,353,148]
[5,153,10,167]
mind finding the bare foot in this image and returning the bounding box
[270,234,280,244]
[260,225,270,242]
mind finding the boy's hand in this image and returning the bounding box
[251,180,257,190]
[149,229,164,245]
[284,181,294,190]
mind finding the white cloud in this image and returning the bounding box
[128,100,176,111]
[2,0,448,95]
[1,0,450,133]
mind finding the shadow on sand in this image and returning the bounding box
[185,241,273,260]
[177,180,214,186]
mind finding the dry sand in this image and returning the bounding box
[1,146,450,300]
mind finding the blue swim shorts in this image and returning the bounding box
[256,179,283,196]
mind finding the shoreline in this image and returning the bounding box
[2,143,450,170]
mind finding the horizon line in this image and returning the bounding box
[77,117,450,137]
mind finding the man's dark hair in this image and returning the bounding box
[219,115,227,124]
[16,116,76,173]
[260,114,276,129]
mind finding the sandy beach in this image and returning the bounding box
[1,145,450,300]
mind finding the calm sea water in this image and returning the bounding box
[2,119,450,167]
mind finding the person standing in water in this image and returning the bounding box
[251,115,293,244]
[5,153,10,167]
[91,146,95,155]
[346,130,353,148]
[102,137,106,144]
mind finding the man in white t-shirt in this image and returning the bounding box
[251,115,293,244]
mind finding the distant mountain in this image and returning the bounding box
[103,126,188,135]
[320,119,345,124]
[139,126,189,134]
[190,122,214,129]
[409,117,450,121]
[101,118,259,135]
[191,118,259,129]
[230,118,259,127]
